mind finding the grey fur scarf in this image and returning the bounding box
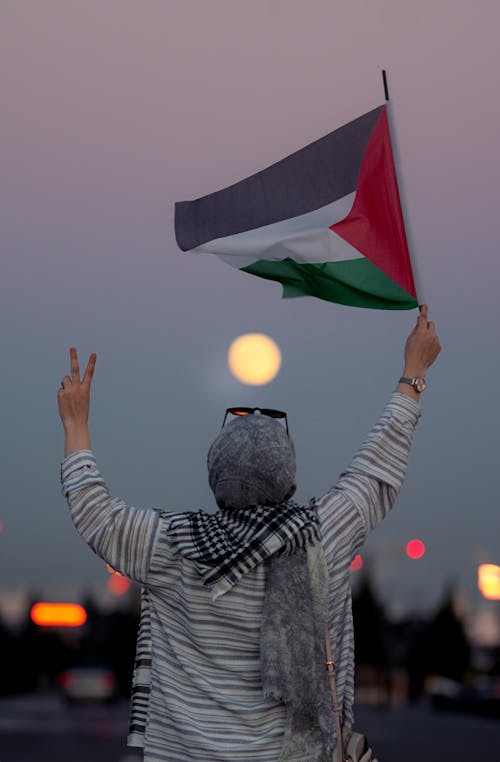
[261,543,334,761]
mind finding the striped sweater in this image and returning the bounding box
[61,392,420,761]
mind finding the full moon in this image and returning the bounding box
[228,333,282,385]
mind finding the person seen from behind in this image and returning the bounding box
[57,305,440,761]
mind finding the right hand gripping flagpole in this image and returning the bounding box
[382,70,424,309]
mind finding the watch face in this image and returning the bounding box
[414,377,426,392]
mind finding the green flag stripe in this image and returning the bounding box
[242,257,418,310]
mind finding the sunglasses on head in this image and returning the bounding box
[222,407,289,436]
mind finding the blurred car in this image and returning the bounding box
[427,675,500,718]
[58,662,119,703]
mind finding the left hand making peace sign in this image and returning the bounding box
[58,347,97,455]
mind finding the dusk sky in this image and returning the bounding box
[1,1,499,630]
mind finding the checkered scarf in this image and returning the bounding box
[167,499,321,593]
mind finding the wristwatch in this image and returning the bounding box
[399,376,426,393]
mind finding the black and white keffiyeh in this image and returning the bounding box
[167,499,321,592]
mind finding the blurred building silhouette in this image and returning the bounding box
[405,586,470,702]
[0,589,140,698]
[1,576,499,722]
[352,574,472,707]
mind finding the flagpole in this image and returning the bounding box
[381,70,423,309]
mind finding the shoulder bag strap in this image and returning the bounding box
[325,627,344,762]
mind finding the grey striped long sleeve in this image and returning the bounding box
[316,392,421,731]
[318,391,421,555]
[61,451,161,583]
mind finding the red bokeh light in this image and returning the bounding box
[107,573,131,596]
[406,539,426,560]
[350,554,363,571]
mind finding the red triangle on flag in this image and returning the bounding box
[330,107,416,299]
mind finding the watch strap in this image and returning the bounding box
[399,376,426,392]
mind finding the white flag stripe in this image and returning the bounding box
[190,192,364,268]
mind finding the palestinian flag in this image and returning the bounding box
[175,105,417,310]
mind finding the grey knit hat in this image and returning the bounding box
[207,414,296,510]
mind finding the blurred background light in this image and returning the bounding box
[350,554,363,571]
[406,539,426,560]
[107,573,131,596]
[228,333,281,385]
[30,602,87,627]
[105,564,131,596]
[478,563,500,600]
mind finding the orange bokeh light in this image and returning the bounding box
[478,564,500,600]
[107,573,131,596]
[350,554,363,571]
[406,539,426,560]
[30,602,87,627]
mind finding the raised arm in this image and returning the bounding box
[318,305,441,554]
[57,348,162,583]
